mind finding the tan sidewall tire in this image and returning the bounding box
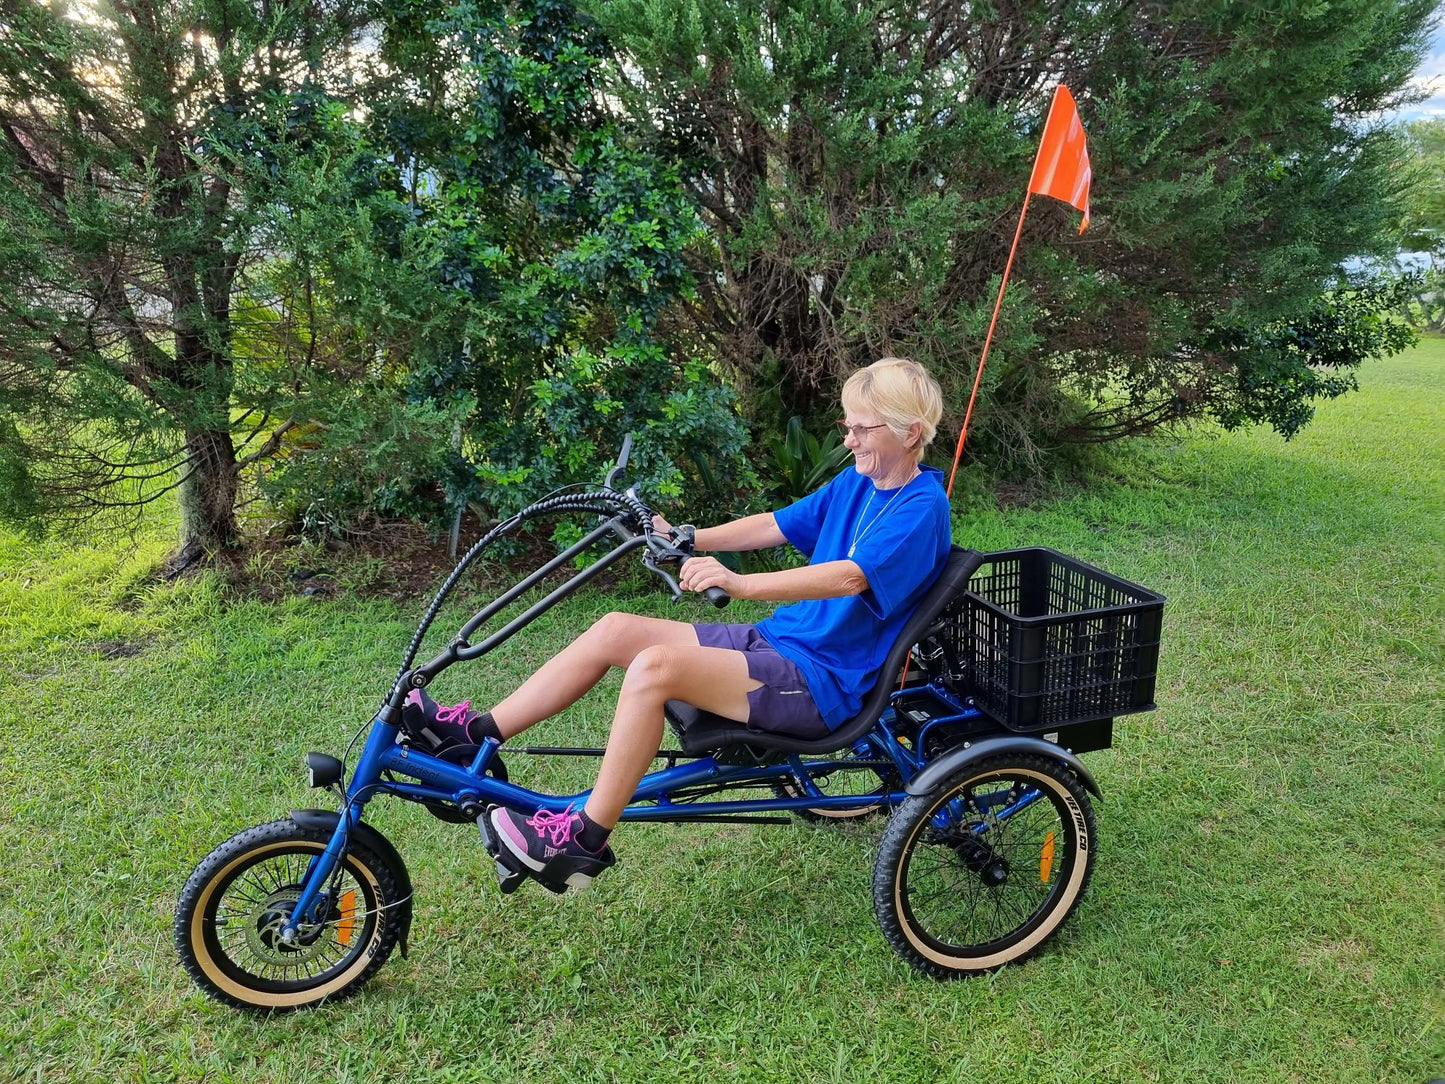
[176,822,401,1011]
[874,756,1095,977]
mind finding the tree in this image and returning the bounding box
[360,0,754,524]
[1396,116,1445,331]
[589,0,1436,467]
[1399,117,1445,254]
[0,0,372,563]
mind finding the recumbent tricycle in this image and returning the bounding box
[175,438,1165,1010]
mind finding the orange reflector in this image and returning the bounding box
[336,890,357,945]
[1039,832,1056,883]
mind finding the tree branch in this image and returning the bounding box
[234,419,298,471]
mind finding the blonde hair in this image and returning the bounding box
[840,357,944,463]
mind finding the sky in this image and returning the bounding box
[1393,19,1445,122]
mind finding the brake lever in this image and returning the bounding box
[643,551,684,603]
[648,524,730,609]
[642,523,694,603]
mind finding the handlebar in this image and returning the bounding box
[598,434,730,609]
[389,441,729,704]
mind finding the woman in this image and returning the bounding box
[405,357,952,888]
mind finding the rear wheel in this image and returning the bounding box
[873,754,1096,977]
[175,819,404,1010]
[775,743,900,821]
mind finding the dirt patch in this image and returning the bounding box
[994,481,1037,509]
[88,639,149,659]
[1296,938,1375,984]
[210,510,633,606]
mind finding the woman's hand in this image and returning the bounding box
[651,513,673,536]
[679,556,747,600]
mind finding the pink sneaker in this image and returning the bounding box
[402,688,481,748]
[486,806,616,892]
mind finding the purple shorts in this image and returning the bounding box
[692,623,830,739]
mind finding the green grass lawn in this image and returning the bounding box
[1,343,1441,1083]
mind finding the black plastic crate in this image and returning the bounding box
[933,547,1165,732]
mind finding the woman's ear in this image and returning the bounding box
[907,421,924,449]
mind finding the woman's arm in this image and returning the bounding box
[653,512,787,552]
[679,557,868,602]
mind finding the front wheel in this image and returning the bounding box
[873,753,1096,978]
[175,819,405,1010]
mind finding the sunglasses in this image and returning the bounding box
[836,419,891,440]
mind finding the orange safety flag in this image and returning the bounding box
[943,82,1093,503]
[1027,86,1092,233]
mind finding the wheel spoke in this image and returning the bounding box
[209,850,371,981]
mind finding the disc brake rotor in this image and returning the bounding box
[242,890,334,966]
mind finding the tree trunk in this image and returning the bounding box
[177,427,239,556]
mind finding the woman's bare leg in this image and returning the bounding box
[583,645,760,827]
[487,613,701,739]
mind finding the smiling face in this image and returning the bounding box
[840,409,922,488]
[838,357,942,488]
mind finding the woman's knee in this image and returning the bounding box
[620,645,683,699]
[576,611,636,663]
[586,611,632,641]
[583,612,686,668]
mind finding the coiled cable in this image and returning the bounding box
[392,490,645,684]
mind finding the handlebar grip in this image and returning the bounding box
[703,586,730,609]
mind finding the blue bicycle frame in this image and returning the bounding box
[277,678,1013,939]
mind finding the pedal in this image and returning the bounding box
[478,809,528,894]
[494,857,527,894]
[477,810,501,857]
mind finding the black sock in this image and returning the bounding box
[467,711,502,744]
[577,811,611,852]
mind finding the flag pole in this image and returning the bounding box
[905,83,1090,687]
[944,190,1033,499]
[944,84,1091,500]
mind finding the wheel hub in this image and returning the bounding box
[244,890,332,965]
[948,831,1011,887]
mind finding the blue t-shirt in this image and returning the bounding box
[757,465,953,730]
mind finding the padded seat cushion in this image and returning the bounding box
[665,547,984,757]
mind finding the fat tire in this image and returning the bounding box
[175,818,404,1011]
[873,753,1096,979]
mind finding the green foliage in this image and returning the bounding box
[0,419,40,532]
[256,389,477,538]
[0,0,375,550]
[589,0,1436,469]
[218,94,489,538]
[1399,117,1445,255]
[1396,263,1445,331]
[5,0,1431,547]
[764,417,850,508]
[1204,277,1418,437]
[1393,117,1445,331]
[355,0,756,531]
